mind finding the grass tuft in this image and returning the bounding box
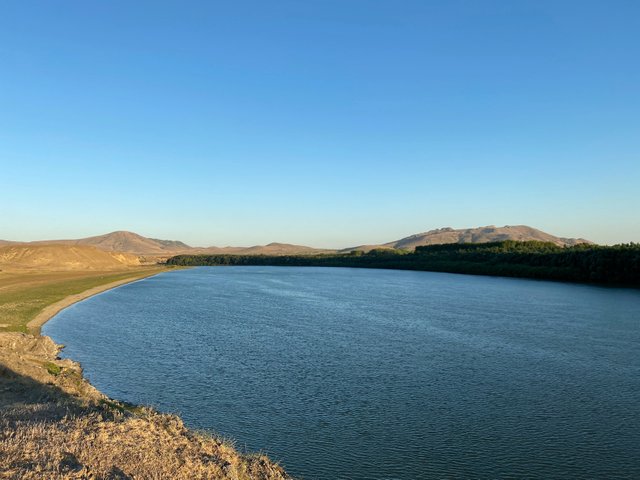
[45,363,61,376]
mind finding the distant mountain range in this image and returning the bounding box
[341,225,591,253]
[0,226,591,257]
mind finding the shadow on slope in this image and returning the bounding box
[0,352,291,480]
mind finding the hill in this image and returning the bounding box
[343,225,591,252]
[0,245,141,271]
[8,231,193,256]
[226,242,335,256]
[189,242,336,256]
[149,238,192,250]
[70,231,192,255]
[4,226,592,257]
[181,244,332,256]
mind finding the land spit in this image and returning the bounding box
[26,272,162,335]
[0,268,291,479]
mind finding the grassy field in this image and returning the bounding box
[0,267,166,333]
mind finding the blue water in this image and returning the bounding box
[44,267,640,479]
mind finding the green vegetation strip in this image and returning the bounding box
[167,241,640,286]
[0,268,165,333]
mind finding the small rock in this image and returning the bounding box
[58,451,83,473]
[106,466,132,479]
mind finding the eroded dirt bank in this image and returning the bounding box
[0,332,290,479]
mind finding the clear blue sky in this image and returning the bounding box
[1,1,638,247]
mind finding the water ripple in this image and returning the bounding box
[44,267,640,479]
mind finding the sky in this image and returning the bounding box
[1,0,638,248]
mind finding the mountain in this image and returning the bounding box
[3,226,592,257]
[343,225,591,252]
[0,244,141,271]
[3,232,334,256]
[72,231,192,255]
[20,231,192,255]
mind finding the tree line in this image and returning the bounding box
[167,241,640,286]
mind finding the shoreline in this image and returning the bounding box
[27,269,165,335]
[1,265,290,478]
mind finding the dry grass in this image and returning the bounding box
[0,405,288,480]
[0,333,291,480]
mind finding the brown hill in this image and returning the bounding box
[149,238,192,250]
[0,244,141,271]
[2,232,333,257]
[343,225,591,252]
[71,231,191,255]
[76,234,335,256]
[189,246,249,255]
[5,226,592,257]
[14,231,192,255]
[233,242,335,256]
[190,243,335,256]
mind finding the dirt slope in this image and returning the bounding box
[0,244,141,271]
[0,332,290,479]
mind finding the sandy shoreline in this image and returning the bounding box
[27,270,164,335]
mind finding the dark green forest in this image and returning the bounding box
[167,241,640,286]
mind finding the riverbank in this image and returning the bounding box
[26,269,163,335]
[0,267,291,479]
[0,267,172,333]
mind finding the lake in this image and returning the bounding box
[43,267,640,479]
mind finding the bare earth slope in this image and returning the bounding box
[343,225,591,252]
[0,244,141,271]
[0,333,289,479]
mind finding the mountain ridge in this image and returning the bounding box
[383,225,590,250]
[2,226,592,256]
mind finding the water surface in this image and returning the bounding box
[44,267,640,479]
